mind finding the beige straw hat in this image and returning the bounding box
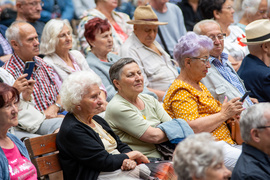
[127,5,168,25]
[241,19,270,45]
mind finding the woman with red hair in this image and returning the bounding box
[85,17,157,102]
[78,0,132,55]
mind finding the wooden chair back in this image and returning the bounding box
[24,133,62,178]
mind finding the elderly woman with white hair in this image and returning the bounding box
[40,19,107,110]
[173,132,231,180]
[56,71,150,180]
[237,0,268,32]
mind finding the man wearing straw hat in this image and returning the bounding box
[119,5,179,101]
[238,19,270,102]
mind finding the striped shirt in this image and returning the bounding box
[3,53,59,112]
[210,53,253,105]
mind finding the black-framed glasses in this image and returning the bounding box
[189,57,210,65]
[208,33,226,42]
[257,126,270,129]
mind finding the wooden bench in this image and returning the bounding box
[24,133,62,179]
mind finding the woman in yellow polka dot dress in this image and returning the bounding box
[163,32,245,171]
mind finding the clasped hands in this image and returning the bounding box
[122,151,150,171]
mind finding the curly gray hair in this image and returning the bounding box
[173,133,224,180]
[60,71,101,113]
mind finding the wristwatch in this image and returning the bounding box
[55,103,63,112]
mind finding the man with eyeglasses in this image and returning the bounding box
[15,0,45,41]
[193,19,256,109]
[231,103,270,179]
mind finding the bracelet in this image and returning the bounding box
[55,103,63,112]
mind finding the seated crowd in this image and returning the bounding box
[1,0,270,179]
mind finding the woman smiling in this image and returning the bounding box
[105,58,172,161]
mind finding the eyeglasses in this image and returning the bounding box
[208,33,226,42]
[258,10,268,15]
[189,57,210,65]
[222,6,234,11]
[23,1,44,7]
[257,126,270,129]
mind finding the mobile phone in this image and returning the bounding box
[240,91,250,102]
[23,61,35,80]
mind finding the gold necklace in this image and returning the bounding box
[74,114,116,144]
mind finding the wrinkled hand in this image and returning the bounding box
[13,74,29,93]
[22,79,35,101]
[43,104,59,119]
[121,159,137,171]
[126,151,150,165]
[220,97,245,120]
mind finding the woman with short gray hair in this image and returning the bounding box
[105,58,172,161]
[173,132,231,180]
[237,0,268,32]
[109,57,136,91]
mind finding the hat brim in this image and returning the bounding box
[127,20,168,25]
[241,37,270,45]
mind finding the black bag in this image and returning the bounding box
[155,141,176,160]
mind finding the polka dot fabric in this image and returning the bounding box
[163,79,234,144]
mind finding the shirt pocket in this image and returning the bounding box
[215,85,226,103]
[215,85,226,95]
[145,65,161,76]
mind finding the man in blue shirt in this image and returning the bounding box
[149,0,186,57]
[193,19,256,108]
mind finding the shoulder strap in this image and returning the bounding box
[158,27,173,59]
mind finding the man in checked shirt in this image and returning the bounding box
[3,21,63,119]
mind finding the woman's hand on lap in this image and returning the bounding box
[121,159,137,171]
[126,151,150,164]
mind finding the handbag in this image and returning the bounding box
[17,100,45,133]
[226,118,244,145]
[155,141,175,160]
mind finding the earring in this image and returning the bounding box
[77,106,81,111]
